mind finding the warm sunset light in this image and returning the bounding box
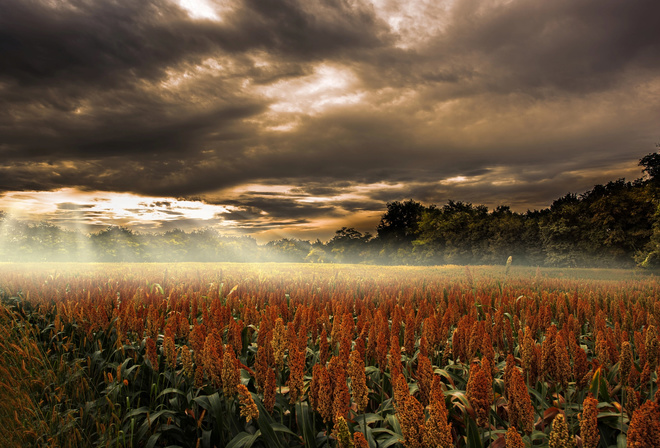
[176,0,223,21]
[2,3,660,446]
[0,0,658,264]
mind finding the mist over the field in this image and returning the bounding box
[1,167,659,268]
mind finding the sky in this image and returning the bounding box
[1,0,659,243]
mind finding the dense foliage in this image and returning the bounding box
[1,153,659,267]
[1,263,659,447]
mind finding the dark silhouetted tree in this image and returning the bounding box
[377,200,427,245]
[640,149,660,183]
[327,227,372,263]
[264,239,312,262]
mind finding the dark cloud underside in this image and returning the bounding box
[1,0,659,238]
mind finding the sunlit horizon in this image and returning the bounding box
[0,187,385,244]
[1,0,658,259]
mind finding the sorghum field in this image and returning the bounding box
[1,263,659,448]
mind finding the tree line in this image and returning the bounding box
[1,153,659,267]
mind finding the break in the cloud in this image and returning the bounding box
[0,0,658,241]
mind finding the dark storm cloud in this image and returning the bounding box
[219,203,313,231]
[0,0,388,151]
[352,0,660,98]
[220,207,264,222]
[332,199,384,213]
[0,0,387,88]
[218,192,384,227]
[224,196,341,220]
[0,0,188,87]
[225,0,391,57]
[288,182,354,197]
[57,203,94,210]
[233,219,310,231]
[2,102,264,161]
[448,0,660,93]
[1,0,659,235]
[0,0,395,199]
[205,189,382,238]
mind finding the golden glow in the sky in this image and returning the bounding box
[0,188,231,230]
[256,63,364,131]
[176,0,222,20]
[369,0,454,49]
[442,176,468,184]
[0,185,389,242]
[0,0,656,248]
[227,182,404,205]
[230,184,293,195]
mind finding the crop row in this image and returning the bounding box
[0,264,658,447]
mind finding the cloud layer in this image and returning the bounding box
[1,0,659,239]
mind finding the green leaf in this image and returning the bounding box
[271,422,299,438]
[201,430,212,448]
[315,431,331,448]
[254,397,284,448]
[123,406,150,421]
[157,388,189,400]
[193,395,211,411]
[379,434,404,448]
[599,415,626,433]
[145,433,161,448]
[386,414,401,436]
[530,430,547,441]
[145,409,176,423]
[370,428,396,436]
[589,368,611,402]
[617,433,627,448]
[365,366,381,375]
[240,369,252,386]
[296,402,317,448]
[466,417,484,448]
[207,392,225,425]
[527,388,551,408]
[432,368,457,387]
[360,413,384,425]
[226,431,261,448]
[364,425,377,448]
